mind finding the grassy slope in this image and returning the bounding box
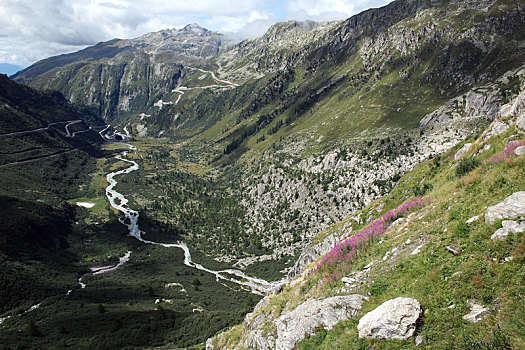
[210,120,525,349]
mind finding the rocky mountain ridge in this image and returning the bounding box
[42,0,523,271]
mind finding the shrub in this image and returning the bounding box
[413,182,433,196]
[455,222,470,237]
[456,158,480,177]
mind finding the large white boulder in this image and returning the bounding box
[485,192,525,225]
[491,220,525,241]
[487,121,509,137]
[358,297,421,340]
[274,295,367,350]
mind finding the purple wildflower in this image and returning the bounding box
[317,197,430,280]
[484,139,525,166]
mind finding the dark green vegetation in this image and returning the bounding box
[0,76,269,349]
[0,240,258,349]
[0,75,106,314]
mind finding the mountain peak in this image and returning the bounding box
[182,23,209,34]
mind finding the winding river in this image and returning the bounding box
[105,144,282,295]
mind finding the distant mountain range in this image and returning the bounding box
[0,63,24,76]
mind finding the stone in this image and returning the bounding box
[275,295,367,350]
[446,246,459,255]
[518,113,525,130]
[454,143,473,160]
[419,89,500,127]
[485,192,525,225]
[466,215,480,224]
[463,302,490,323]
[500,87,525,130]
[515,146,525,156]
[499,79,525,128]
[478,144,491,155]
[410,244,424,255]
[491,220,525,241]
[416,335,423,346]
[342,269,370,289]
[244,330,275,350]
[487,121,509,137]
[358,297,422,340]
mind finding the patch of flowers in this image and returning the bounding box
[483,139,525,166]
[317,197,430,282]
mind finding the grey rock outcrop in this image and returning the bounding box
[419,89,501,128]
[288,232,341,278]
[245,326,276,350]
[275,295,367,350]
[463,301,490,323]
[454,143,473,160]
[491,220,525,241]
[485,191,525,225]
[241,295,366,350]
[487,121,509,137]
[358,297,421,340]
[499,73,525,131]
[518,113,525,131]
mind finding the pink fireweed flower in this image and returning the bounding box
[484,139,525,166]
[317,197,430,280]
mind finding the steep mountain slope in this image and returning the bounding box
[145,0,524,264]
[0,74,105,314]
[214,20,338,80]
[207,67,525,350]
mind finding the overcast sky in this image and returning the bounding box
[0,0,392,68]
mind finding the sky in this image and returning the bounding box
[0,0,392,69]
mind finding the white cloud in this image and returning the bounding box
[0,0,393,66]
[288,0,355,18]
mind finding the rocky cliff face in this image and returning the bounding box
[30,55,184,121]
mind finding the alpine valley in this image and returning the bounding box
[1,0,525,349]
